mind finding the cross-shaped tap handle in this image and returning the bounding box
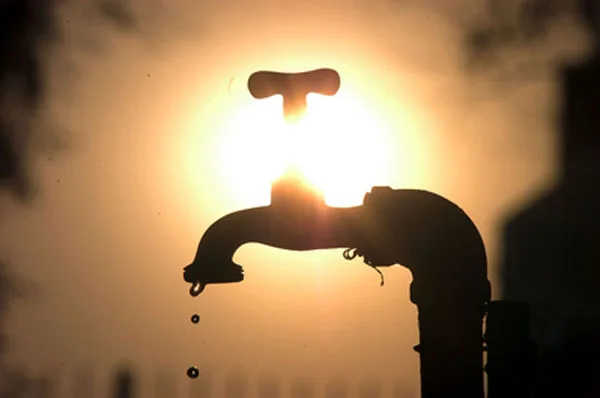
[248,68,341,122]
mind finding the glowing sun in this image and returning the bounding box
[216,87,393,207]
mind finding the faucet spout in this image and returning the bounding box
[183,190,362,295]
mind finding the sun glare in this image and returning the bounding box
[217,87,392,207]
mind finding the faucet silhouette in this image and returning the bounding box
[184,69,491,398]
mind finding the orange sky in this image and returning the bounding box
[0,0,593,396]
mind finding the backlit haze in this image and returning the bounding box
[0,0,591,396]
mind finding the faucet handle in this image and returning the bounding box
[248,68,341,122]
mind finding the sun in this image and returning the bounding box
[214,87,393,208]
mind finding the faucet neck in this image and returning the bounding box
[270,167,325,209]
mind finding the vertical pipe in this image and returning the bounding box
[415,303,486,398]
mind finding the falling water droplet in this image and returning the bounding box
[191,314,200,324]
[187,366,199,379]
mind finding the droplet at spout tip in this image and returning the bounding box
[190,282,205,297]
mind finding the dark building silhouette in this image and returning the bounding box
[501,2,600,397]
[484,301,536,398]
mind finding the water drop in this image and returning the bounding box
[190,282,204,297]
[191,314,200,324]
[187,366,199,379]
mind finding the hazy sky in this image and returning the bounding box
[0,0,593,396]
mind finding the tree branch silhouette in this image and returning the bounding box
[0,0,140,395]
[462,0,594,78]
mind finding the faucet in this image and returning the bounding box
[183,69,491,398]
